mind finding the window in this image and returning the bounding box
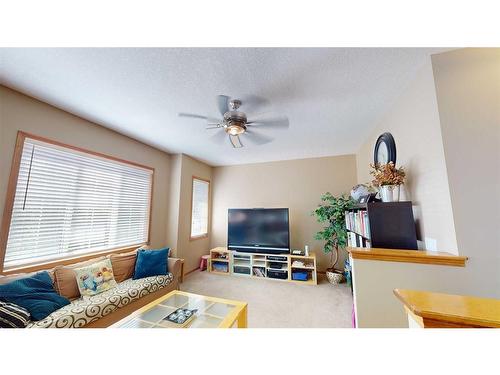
[1,132,153,270]
[190,177,210,239]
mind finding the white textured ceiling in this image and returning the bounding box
[0,48,443,166]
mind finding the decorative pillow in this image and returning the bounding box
[0,271,70,321]
[133,248,169,280]
[53,256,107,300]
[0,301,31,328]
[74,259,117,297]
[109,249,138,283]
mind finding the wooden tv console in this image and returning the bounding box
[208,247,317,285]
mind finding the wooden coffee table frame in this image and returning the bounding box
[110,290,248,328]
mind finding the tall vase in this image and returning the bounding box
[379,185,400,202]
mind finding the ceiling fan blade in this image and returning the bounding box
[210,129,227,144]
[179,112,220,123]
[178,112,207,120]
[239,95,270,113]
[244,129,273,145]
[206,125,222,129]
[217,95,230,116]
[229,135,243,148]
[246,115,289,130]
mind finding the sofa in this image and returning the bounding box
[0,249,183,328]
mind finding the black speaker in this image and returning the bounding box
[367,202,418,250]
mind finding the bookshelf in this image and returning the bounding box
[345,202,418,250]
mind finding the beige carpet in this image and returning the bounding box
[180,270,353,328]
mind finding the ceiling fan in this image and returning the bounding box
[179,95,289,148]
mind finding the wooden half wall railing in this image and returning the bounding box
[347,247,468,267]
[394,289,500,328]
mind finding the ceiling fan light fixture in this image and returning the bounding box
[225,122,246,136]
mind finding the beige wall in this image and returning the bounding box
[352,48,500,327]
[352,258,473,327]
[210,155,358,271]
[432,48,500,297]
[169,154,213,273]
[0,86,172,250]
[356,60,458,253]
[166,154,182,255]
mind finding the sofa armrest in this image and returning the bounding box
[168,257,183,287]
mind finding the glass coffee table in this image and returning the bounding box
[111,290,248,328]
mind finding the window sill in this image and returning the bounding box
[190,233,209,242]
[1,243,147,275]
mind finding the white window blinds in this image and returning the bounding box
[190,178,209,238]
[3,137,153,269]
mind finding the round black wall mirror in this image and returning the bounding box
[374,132,396,165]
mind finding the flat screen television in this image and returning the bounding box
[227,208,290,254]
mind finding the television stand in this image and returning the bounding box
[208,247,317,285]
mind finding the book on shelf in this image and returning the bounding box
[345,210,371,239]
[347,231,371,249]
[253,267,265,277]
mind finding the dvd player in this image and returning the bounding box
[268,262,286,269]
[267,269,288,280]
[267,255,288,262]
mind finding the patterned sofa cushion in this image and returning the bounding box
[27,274,173,328]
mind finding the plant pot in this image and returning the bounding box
[326,269,345,285]
[379,184,400,202]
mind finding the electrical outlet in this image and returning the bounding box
[424,237,437,251]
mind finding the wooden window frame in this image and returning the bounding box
[0,131,155,274]
[189,176,210,241]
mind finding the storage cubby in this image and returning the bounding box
[289,254,317,284]
[233,267,251,276]
[211,261,229,274]
[208,247,317,285]
[291,269,313,282]
[232,253,251,276]
[252,254,266,260]
[252,266,266,277]
[252,255,267,268]
[267,269,288,280]
[208,248,231,275]
[267,261,287,271]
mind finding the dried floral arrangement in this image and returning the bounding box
[370,162,406,186]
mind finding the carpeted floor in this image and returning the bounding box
[180,270,353,328]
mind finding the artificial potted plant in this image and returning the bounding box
[370,162,406,202]
[312,192,354,285]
